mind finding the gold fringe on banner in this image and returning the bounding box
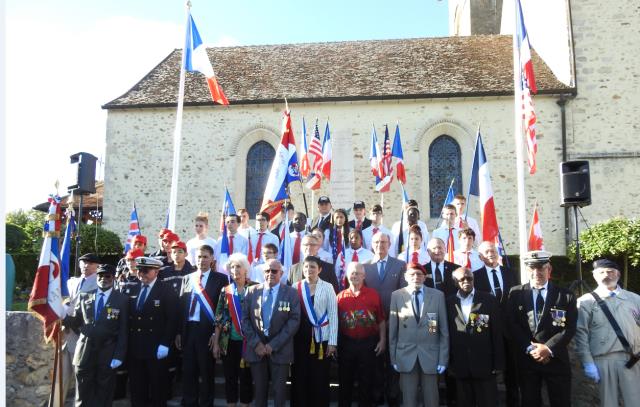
[42,231,61,238]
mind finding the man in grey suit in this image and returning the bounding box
[63,264,128,407]
[389,263,449,407]
[242,259,301,407]
[363,231,407,406]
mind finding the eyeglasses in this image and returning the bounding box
[264,269,280,274]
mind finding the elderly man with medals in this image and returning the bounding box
[291,255,338,407]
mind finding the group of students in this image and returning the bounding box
[61,195,640,407]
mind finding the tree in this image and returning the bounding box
[74,223,123,256]
[6,223,28,253]
[6,209,47,253]
[569,217,640,288]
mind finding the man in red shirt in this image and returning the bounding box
[337,262,386,407]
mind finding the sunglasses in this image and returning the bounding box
[264,268,281,274]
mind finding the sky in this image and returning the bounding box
[4,0,449,212]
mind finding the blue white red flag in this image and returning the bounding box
[468,130,500,243]
[321,122,332,180]
[279,209,293,271]
[400,183,410,206]
[28,195,65,342]
[185,11,228,105]
[305,119,323,190]
[60,208,76,298]
[299,117,310,178]
[218,187,238,268]
[124,203,141,254]
[260,107,301,219]
[516,0,538,174]
[444,179,456,206]
[391,124,406,184]
[369,125,382,177]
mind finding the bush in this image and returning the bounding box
[73,223,124,256]
[6,223,28,253]
[6,209,47,253]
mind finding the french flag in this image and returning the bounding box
[185,12,229,105]
[260,107,301,219]
[218,187,238,272]
[299,117,310,178]
[528,203,545,250]
[321,122,332,180]
[391,124,406,184]
[124,203,141,254]
[468,130,500,243]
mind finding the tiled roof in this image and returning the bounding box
[103,35,573,109]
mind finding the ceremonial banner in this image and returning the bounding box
[59,208,75,299]
[305,120,323,190]
[300,117,311,178]
[124,202,141,254]
[391,124,406,184]
[468,131,500,243]
[528,203,545,250]
[321,122,332,180]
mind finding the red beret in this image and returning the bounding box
[171,241,187,251]
[126,248,145,260]
[406,262,426,275]
[158,228,171,238]
[132,235,147,245]
[162,232,180,243]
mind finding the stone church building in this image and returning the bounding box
[102,0,639,257]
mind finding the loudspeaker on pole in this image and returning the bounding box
[560,160,591,207]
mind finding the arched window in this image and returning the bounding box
[428,135,463,218]
[245,141,275,218]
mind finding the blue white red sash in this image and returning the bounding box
[225,283,243,336]
[297,280,329,342]
[192,272,216,323]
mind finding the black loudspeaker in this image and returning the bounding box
[68,152,97,194]
[560,160,591,207]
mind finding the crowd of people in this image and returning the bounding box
[61,195,640,407]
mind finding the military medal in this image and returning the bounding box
[551,308,566,327]
[106,307,113,320]
[154,300,160,307]
[278,301,283,312]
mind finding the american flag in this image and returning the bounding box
[378,125,393,192]
[516,0,538,175]
[305,119,323,190]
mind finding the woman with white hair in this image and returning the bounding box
[212,253,256,407]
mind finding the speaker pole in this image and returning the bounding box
[572,205,584,296]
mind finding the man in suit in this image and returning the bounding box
[64,264,128,407]
[310,195,333,231]
[447,266,504,407]
[127,256,179,407]
[431,204,461,254]
[425,238,459,297]
[176,244,229,407]
[63,252,100,399]
[389,263,449,407]
[575,259,640,407]
[242,259,301,407]
[348,200,372,231]
[507,251,577,407]
[363,231,407,407]
[474,240,520,407]
[287,234,339,292]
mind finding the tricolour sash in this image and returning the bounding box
[297,280,329,359]
[226,282,247,367]
[192,272,216,323]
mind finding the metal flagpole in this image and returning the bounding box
[513,0,529,283]
[167,1,191,231]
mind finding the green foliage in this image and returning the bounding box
[5,209,46,253]
[569,217,640,267]
[6,223,28,253]
[74,223,123,256]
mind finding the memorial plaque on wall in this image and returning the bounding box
[330,127,356,210]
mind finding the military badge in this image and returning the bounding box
[469,313,490,332]
[427,313,438,334]
[154,300,161,307]
[550,308,566,327]
[106,307,113,319]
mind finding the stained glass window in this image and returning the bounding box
[428,135,462,218]
[245,141,275,218]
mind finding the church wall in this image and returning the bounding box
[104,96,567,255]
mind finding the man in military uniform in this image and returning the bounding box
[64,264,128,407]
[507,251,577,407]
[127,256,179,407]
[116,234,148,276]
[575,259,640,407]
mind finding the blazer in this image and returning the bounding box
[348,218,372,231]
[64,274,99,353]
[291,279,338,346]
[64,289,129,368]
[287,260,340,294]
[473,265,519,307]
[507,283,577,369]
[127,280,179,359]
[389,286,449,374]
[446,291,504,379]
[242,283,301,364]
[311,214,333,231]
[179,270,229,338]
[363,256,407,318]
[424,260,459,298]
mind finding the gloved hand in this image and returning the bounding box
[436,365,446,374]
[157,345,169,360]
[393,364,399,372]
[583,362,600,383]
[110,359,122,369]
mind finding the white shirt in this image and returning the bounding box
[454,249,483,270]
[432,226,461,253]
[457,289,475,323]
[186,236,217,265]
[441,216,482,246]
[389,220,429,257]
[484,265,505,297]
[248,230,280,262]
[188,270,211,322]
[345,247,374,264]
[317,248,333,263]
[531,281,549,318]
[238,225,257,240]
[398,247,431,264]
[249,263,268,284]
[94,287,113,318]
[594,284,621,298]
[362,224,391,251]
[215,233,249,261]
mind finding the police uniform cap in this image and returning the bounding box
[523,250,552,266]
[135,256,163,268]
[318,196,331,204]
[78,253,100,263]
[592,259,619,271]
[97,264,117,275]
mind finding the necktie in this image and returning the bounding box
[255,232,264,260]
[491,269,502,302]
[447,228,455,262]
[373,227,379,235]
[292,233,302,264]
[262,288,274,333]
[337,230,343,254]
[378,260,386,280]
[411,251,419,264]
[352,250,359,262]
[95,293,105,319]
[189,274,202,317]
[229,235,234,254]
[137,285,149,311]
[356,220,362,230]
[413,290,421,322]
[610,292,617,297]
[434,263,442,286]
[465,252,472,269]
[535,288,545,326]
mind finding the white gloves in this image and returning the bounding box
[436,365,446,374]
[110,359,122,369]
[583,362,600,383]
[157,345,169,360]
